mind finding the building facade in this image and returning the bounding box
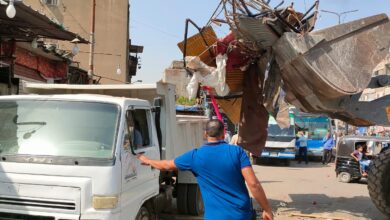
[24,0,131,84]
[360,54,390,102]
[0,2,90,95]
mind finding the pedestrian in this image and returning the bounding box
[224,130,232,143]
[230,133,238,145]
[322,131,334,165]
[137,119,273,220]
[297,131,308,164]
[230,132,255,165]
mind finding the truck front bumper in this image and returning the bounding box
[307,147,324,157]
[0,208,121,220]
[261,151,295,159]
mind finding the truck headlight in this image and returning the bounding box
[92,195,119,209]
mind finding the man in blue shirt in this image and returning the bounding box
[322,131,335,165]
[137,119,273,220]
[297,131,308,164]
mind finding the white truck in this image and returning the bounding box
[0,82,207,219]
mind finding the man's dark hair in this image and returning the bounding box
[206,119,224,137]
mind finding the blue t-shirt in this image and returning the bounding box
[322,136,335,150]
[174,141,253,220]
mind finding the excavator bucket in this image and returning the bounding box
[273,14,390,126]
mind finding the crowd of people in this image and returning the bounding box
[296,130,336,165]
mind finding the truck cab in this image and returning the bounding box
[0,82,207,219]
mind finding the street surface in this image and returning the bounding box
[252,161,388,220]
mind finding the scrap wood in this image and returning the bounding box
[289,213,348,220]
[177,26,218,66]
[216,98,242,124]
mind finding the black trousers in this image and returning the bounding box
[322,149,332,164]
[298,147,308,164]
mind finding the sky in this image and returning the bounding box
[130,0,390,83]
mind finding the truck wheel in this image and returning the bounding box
[177,184,188,214]
[187,184,204,216]
[368,149,390,217]
[136,206,151,220]
[338,172,351,183]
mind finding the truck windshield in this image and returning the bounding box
[0,100,119,159]
[268,115,295,137]
[295,116,330,140]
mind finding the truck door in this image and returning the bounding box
[120,107,159,218]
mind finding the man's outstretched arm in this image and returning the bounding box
[136,154,177,171]
[241,166,273,220]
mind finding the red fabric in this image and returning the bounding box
[15,47,38,68]
[14,64,46,82]
[209,90,223,122]
[215,32,248,72]
[37,56,67,78]
[15,47,67,79]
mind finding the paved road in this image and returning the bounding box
[252,160,388,220]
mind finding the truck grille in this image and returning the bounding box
[0,197,76,210]
[0,212,54,220]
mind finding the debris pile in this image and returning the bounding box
[170,0,390,155]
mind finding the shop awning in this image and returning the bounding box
[0,2,88,43]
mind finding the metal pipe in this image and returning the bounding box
[274,11,300,33]
[182,19,215,68]
[238,0,253,16]
[88,0,96,81]
[206,0,224,26]
[301,0,319,20]
[182,19,189,68]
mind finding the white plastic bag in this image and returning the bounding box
[186,72,200,99]
[185,55,230,98]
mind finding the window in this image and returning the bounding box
[123,109,150,151]
[42,0,58,6]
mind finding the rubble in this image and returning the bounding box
[174,0,390,155]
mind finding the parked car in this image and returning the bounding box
[335,136,390,183]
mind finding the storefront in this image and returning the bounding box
[0,2,88,94]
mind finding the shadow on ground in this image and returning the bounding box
[254,158,333,169]
[254,194,388,219]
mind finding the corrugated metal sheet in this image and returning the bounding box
[226,69,244,93]
[237,16,280,48]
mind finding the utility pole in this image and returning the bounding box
[88,0,96,82]
[321,9,358,24]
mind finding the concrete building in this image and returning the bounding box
[23,0,137,84]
